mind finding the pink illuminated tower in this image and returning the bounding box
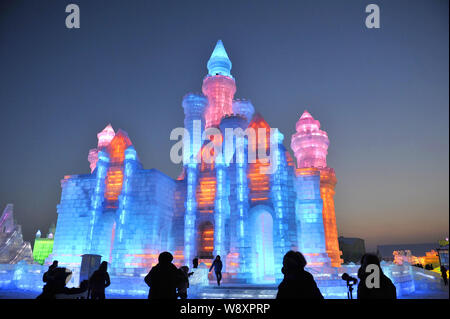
[291,110,329,168]
[88,124,116,173]
[291,111,342,267]
[202,40,236,128]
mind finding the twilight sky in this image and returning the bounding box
[0,0,448,251]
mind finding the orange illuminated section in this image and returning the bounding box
[197,135,220,212]
[319,167,342,267]
[198,222,214,258]
[285,151,295,168]
[225,252,240,273]
[196,176,216,212]
[247,114,271,203]
[200,133,223,171]
[105,169,123,203]
[104,130,132,209]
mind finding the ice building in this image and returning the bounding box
[46,40,342,286]
[0,204,34,264]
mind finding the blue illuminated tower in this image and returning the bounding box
[182,93,207,265]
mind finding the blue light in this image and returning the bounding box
[207,40,233,78]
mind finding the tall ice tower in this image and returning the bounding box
[202,40,237,128]
[291,111,342,267]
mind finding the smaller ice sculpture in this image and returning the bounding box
[189,262,210,287]
[0,204,34,264]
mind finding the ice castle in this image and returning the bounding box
[45,40,343,287]
[2,41,446,299]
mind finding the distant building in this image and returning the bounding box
[377,243,440,267]
[338,236,365,263]
[33,224,55,265]
[0,204,34,264]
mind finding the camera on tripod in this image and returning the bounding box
[341,273,358,299]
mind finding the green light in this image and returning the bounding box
[33,238,54,265]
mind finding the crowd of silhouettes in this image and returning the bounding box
[38,250,423,299]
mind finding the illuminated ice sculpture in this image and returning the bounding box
[46,41,344,291]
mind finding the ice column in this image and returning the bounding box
[182,93,207,265]
[220,115,249,275]
[112,146,138,269]
[270,131,290,278]
[86,150,109,254]
[214,155,228,260]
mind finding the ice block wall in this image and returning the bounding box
[111,168,176,275]
[294,168,331,267]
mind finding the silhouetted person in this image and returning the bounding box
[193,257,199,269]
[357,253,396,299]
[209,255,223,286]
[89,261,111,299]
[276,250,323,299]
[440,265,448,286]
[43,260,58,283]
[178,266,192,299]
[144,252,184,299]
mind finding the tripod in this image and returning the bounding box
[346,281,355,299]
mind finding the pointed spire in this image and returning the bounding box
[296,110,321,131]
[300,110,313,119]
[210,40,230,60]
[207,40,233,78]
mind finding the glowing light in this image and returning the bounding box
[33,238,54,265]
[203,41,236,128]
[207,40,233,78]
[104,130,131,208]
[319,167,342,267]
[247,114,271,203]
[291,110,329,169]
